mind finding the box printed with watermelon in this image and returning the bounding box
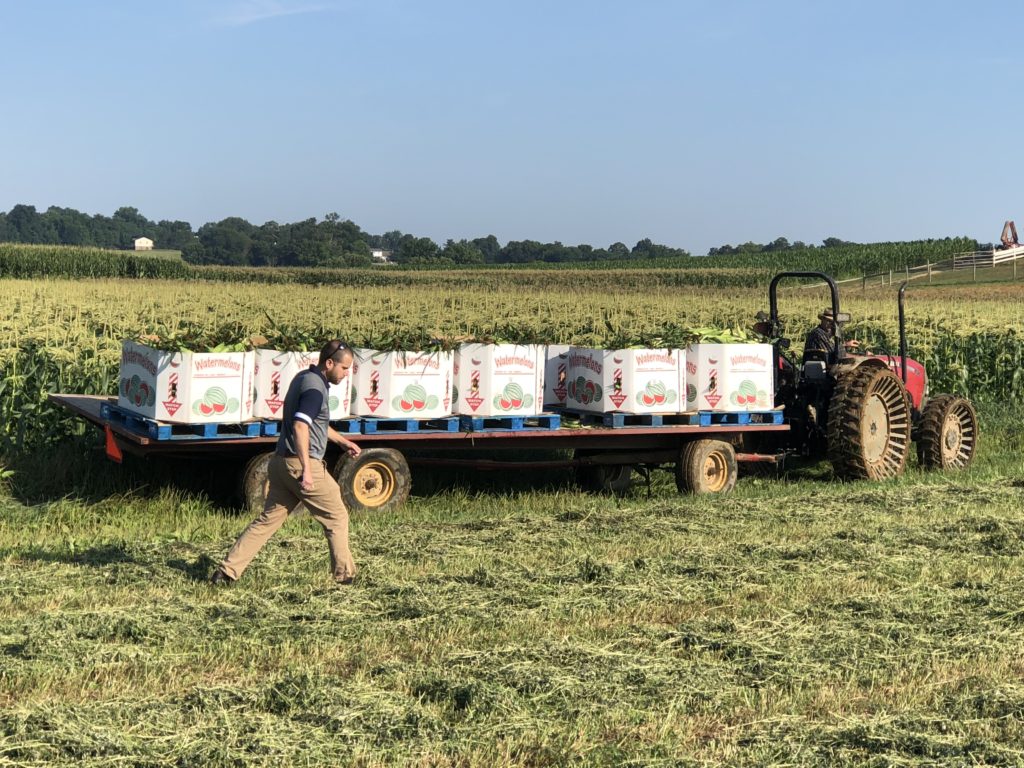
[543,344,571,408]
[564,348,685,414]
[252,350,352,421]
[351,349,453,419]
[686,343,774,412]
[118,340,255,424]
[454,344,545,417]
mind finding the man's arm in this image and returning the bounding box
[328,426,361,458]
[293,420,314,491]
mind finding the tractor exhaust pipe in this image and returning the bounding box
[898,280,908,385]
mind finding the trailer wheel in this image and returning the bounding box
[574,450,634,495]
[240,451,274,514]
[675,439,737,494]
[334,448,411,513]
[916,395,978,470]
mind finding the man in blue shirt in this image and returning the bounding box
[212,340,361,585]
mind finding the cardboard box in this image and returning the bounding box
[543,344,571,408]
[564,348,684,414]
[454,344,545,417]
[253,350,352,421]
[351,349,454,419]
[118,340,254,424]
[686,343,774,411]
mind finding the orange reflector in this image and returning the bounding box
[105,425,123,463]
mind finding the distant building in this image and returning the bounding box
[133,237,154,251]
[370,248,393,264]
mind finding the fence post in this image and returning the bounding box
[888,269,892,286]
[927,261,932,283]
[905,264,910,281]
[974,262,977,282]
[1015,258,1018,280]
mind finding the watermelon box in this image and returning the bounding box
[454,343,545,417]
[543,344,571,408]
[686,343,774,412]
[564,348,685,414]
[351,349,454,419]
[253,350,352,421]
[118,340,254,424]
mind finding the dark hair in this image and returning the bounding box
[319,339,352,366]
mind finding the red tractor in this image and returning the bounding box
[758,272,978,479]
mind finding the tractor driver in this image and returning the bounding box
[803,308,838,365]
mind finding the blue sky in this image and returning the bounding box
[2,0,1021,253]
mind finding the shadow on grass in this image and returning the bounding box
[5,439,251,508]
[167,553,219,582]
[6,542,137,566]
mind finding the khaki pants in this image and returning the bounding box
[219,454,356,582]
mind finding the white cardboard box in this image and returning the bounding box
[564,348,684,414]
[253,350,352,421]
[454,344,545,417]
[543,344,571,408]
[118,340,254,424]
[351,349,454,419]
[686,343,774,411]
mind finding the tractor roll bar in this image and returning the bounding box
[768,271,845,362]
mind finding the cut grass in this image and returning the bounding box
[1,408,1023,765]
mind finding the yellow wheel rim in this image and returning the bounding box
[702,451,729,492]
[353,461,397,507]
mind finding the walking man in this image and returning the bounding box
[211,339,361,585]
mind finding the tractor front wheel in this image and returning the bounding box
[827,364,912,481]
[917,395,978,470]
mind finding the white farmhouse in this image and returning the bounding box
[133,237,154,251]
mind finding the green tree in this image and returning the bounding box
[441,239,484,264]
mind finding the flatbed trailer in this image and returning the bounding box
[51,394,790,513]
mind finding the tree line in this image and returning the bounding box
[0,204,692,267]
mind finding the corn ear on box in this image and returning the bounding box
[351,349,453,419]
[543,344,571,408]
[253,350,352,420]
[454,344,545,417]
[118,340,254,424]
[565,348,684,414]
[686,343,774,411]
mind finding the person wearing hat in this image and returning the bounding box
[803,308,837,364]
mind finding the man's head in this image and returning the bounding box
[319,339,354,385]
[818,308,835,331]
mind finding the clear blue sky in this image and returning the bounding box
[2,1,1020,253]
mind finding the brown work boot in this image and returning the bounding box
[209,568,234,586]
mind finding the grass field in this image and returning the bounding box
[0,403,1022,766]
[1,262,1024,765]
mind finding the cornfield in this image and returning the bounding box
[0,274,1021,452]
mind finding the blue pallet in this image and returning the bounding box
[697,409,785,426]
[261,420,280,437]
[559,409,701,429]
[459,413,562,432]
[360,416,461,434]
[330,418,362,434]
[100,402,263,441]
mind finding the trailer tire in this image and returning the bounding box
[574,450,634,496]
[240,451,275,515]
[334,448,411,513]
[675,439,737,494]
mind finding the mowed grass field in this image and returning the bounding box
[1,269,1024,765]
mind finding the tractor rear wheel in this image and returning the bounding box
[917,395,978,470]
[827,364,911,480]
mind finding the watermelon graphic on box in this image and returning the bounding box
[564,348,685,414]
[351,349,453,419]
[686,343,774,412]
[118,340,254,424]
[454,344,545,417]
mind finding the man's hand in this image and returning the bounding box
[343,440,361,458]
[300,467,314,492]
